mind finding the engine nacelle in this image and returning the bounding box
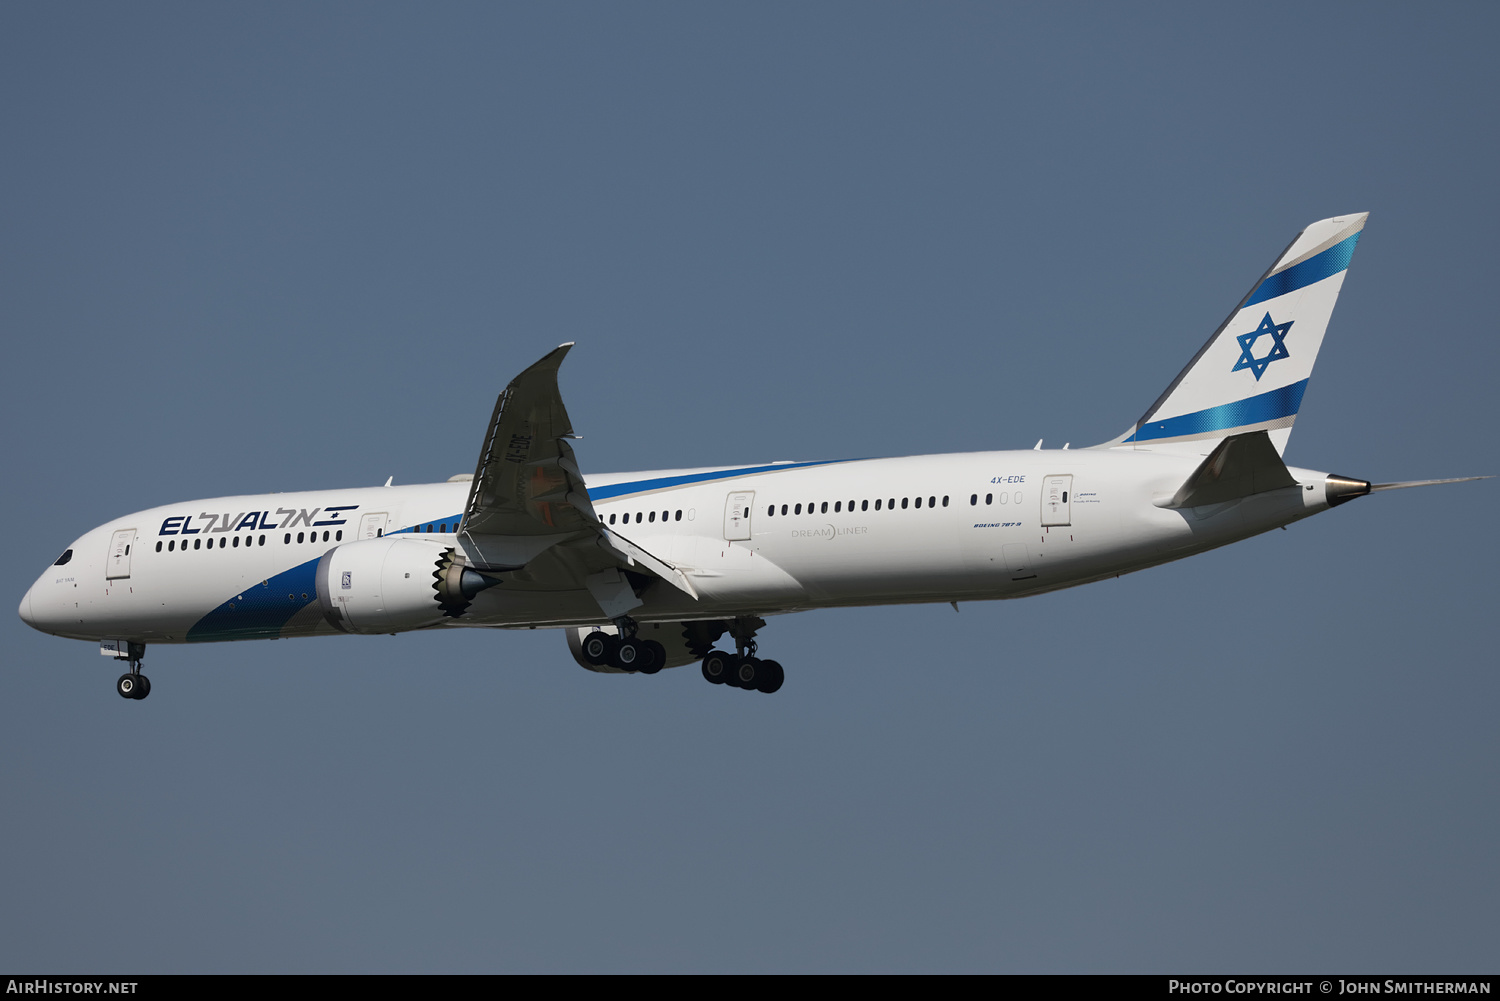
[315,537,457,634]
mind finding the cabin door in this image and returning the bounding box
[106,529,136,580]
[358,512,389,539]
[1041,475,1073,527]
[723,491,755,541]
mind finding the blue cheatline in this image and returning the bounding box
[187,556,323,641]
[1244,232,1361,308]
[189,461,856,636]
[587,459,855,500]
[1125,379,1309,443]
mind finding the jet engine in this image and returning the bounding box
[315,537,498,634]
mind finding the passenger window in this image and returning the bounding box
[284,533,291,544]
[767,505,775,517]
[985,494,993,505]
[781,504,788,515]
[195,539,202,550]
[834,501,841,513]
[914,497,922,509]
[636,512,643,524]
[929,496,936,507]
[232,536,240,548]
[795,504,802,515]
[676,510,682,521]
[820,502,828,513]
[970,494,977,506]
[609,514,616,525]
[155,542,163,553]
[942,496,949,507]
[298,532,305,544]
[875,499,882,511]
[332,531,339,542]
[323,531,330,542]
[901,498,909,509]
[649,511,656,522]
[888,498,895,509]
[861,500,868,511]
[168,540,175,551]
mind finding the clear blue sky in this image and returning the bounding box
[2,2,1495,972]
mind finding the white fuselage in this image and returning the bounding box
[20,447,1336,646]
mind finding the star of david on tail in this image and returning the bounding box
[1232,313,1293,381]
[1100,212,1368,456]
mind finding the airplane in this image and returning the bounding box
[18,212,1486,700]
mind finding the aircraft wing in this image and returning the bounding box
[456,344,696,617]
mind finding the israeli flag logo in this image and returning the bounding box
[341,571,352,589]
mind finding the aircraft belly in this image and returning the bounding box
[677,536,807,606]
[756,520,964,603]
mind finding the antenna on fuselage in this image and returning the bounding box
[1033,439,1043,450]
[384,476,394,487]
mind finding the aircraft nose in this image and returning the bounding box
[19,585,36,629]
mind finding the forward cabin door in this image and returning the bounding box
[106,529,136,580]
[723,491,755,541]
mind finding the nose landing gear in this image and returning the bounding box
[111,642,150,700]
[116,671,150,700]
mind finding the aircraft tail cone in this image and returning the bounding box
[1325,474,1372,507]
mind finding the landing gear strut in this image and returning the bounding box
[700,616,783,694]
[113,643,150,700]
[580,618,665,674]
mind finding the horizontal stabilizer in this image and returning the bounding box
[1165,430,1297,509]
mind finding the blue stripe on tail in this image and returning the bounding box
[1244,233,1361,307]
[1125,379,1309,443]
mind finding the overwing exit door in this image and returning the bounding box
[724,491,755,541]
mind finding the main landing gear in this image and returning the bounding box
[580,618,667,674]
[115,644,150,700]
[700,617,783,695]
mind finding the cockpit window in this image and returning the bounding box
[52,549,73,566]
